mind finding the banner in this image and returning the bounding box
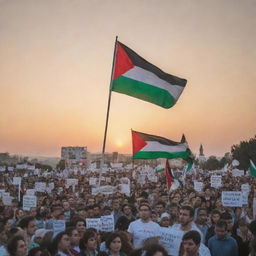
[232,169,244,177]
[194,181,203,192]
[86,218,102,231]
[23,195,37,210]
[100,215,115,232]
[53,220,66,236]
[26,189,35,196]
[89,177,98,186]
[91,185,116,195]
[66,179,78,187]
[35,182,46,192]
[221,191,242,207]
[13,177,22,185]
[241,184,250,194]
[2,195,13,206]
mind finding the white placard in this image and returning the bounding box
[0,166,5,172]
[3,195,13,206]
[13,177,22,185]
[91,185,116,195]
[35,182,46,192]
[194,181,204,192]
[86,218,102,230]
[211,175,222,188]
[100,215,115,232]
[0,189,5,198]
[26,189,35,196]
[119,184,130,196]
[23,195,37,210]
[241,184,250,194]
[106,177,111,183]
[221,191,242,207]
[159,227,184,256]
[53,220,66,236]
[8,167,14,171]
[253,198,256,218]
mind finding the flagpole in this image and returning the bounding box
[99,36,118,186]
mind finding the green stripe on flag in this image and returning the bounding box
[112,76,176,109]
[133,151,190,160]
[250,160,256,177]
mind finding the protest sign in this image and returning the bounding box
[0,166,5,172]
[86,218,102,231]
[53,220,66,236]
[119,184,130,196]
[253,198,256,219]
[159,227,184,256]
[26,189,35,196]
[194,181,203,192]
[221,191,242,207]
[35,182,46,192]
[241,184,250,194]
[23,195,37,210]
[100,215,115,232]
[8,167,14,171]
[91,185,116,195]
[13,177,22,185]
[242,192,248,205]
[66,179,78,187]
[210,175,222,188]
[0,189,5,198]
[232,169,244,177]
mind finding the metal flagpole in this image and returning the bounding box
[99,36,118,187]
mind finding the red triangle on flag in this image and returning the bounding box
[132,130,147,155]
[165,159,174,190]
[114,42,134,79]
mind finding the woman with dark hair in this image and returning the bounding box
[28,247,50,256]
[7,235,27,256]
[144,244,168,256]
[79,230,98,256]
[103,232,127,256]
[49,231,71,256]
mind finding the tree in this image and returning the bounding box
[231,135,256,170]
[56,159,66,170]
[201,156,222,170]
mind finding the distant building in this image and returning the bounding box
[198,144,206,163]
[61,146,87,167]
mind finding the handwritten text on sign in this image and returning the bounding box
[221,191,242,207]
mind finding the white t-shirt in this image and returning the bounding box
[128,219,161,248]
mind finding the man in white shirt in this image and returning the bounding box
[128,203,161,248]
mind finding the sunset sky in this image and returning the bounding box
[0,0,255,158]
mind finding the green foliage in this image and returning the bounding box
[201,156,223,170]
[35,163,53,171]
[231,135,256,170]
[56,159,66,170]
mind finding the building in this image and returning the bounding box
[198,144,206,163]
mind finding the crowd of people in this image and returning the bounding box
[0,164,256,256]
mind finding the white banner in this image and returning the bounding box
[242,192,248,205]
[210,175,222,188]
[3,195,13,206]
[91,185,116,195]
[13,177,22,185]
[23,195,37,210]
[89,177,98,186]
[35,182,46,192]
[66,179,78,187]
[241,184,250,194]
[53,220,66,236]
[232,169,244,177]
[221,191,242,207]
[26,189,35,196]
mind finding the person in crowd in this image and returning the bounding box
[66,226,81,256]
[155,201,166,221]
[128,203,161,249]
[179,230,201,256]
[79,230,98,256]
[28,247,50,256]
[159,213,171,228]
[249,220,256,256]
[63,201,74,222]
[112,199,124,226]
[208,219,238,256]
[103,232,127,256]
[49,231,71,256]
[7,235,27,256]
[144,244,168,256]
[205,209,221,244]
[121,204,135,222]
[70,218,86,238]
[195,208,209,244]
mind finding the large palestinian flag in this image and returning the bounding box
[112,41,187,109]
[132,130,191,160]
[165,159,180,191]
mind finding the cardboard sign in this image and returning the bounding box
[89,177,98,186]
[194,181,204,192]
[66,179,78,187]
[91,185,116,195]
[26,189,36,196]
[119,184,130,196]
[100,215,115,232]
[253,198,256,218]
[221,191,242,207]
[23,195,37,211]
[86,218,102,230]
[242,192,248,205]
[211,175,222,188]
[2,195,13,206]
[232,169,244,177]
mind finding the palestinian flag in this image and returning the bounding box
[112,41,187,109]
[132,130,191,160]
[249,159,256,177]
[165,159,180,191]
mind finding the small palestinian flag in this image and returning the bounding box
[112,41,187,109]
[132,130,191,160]
[165,159,180,191]
[249,159,256,177]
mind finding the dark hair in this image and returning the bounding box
[138,203,151,211]
[121,204,131,212]
[28,247,49,256]
[182,230,201,245]
[115,216,130,231]
[144,244,168,256]
[40,230,54,251]
[156,201,166,208]
[211,209,221,216]
[180,206,194,217]
[49,231,69,255]
[7,235,25,256]
[250,220,256,235]
[197,207,207,216]
[70,217,86,227]
[105,232,122,250]
[220,212,232,220]
[66,226,77,236]
[215,220,228,230]
[79,230,96,251]
[18,216,35,229]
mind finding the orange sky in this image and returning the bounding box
[0,0,255,157]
